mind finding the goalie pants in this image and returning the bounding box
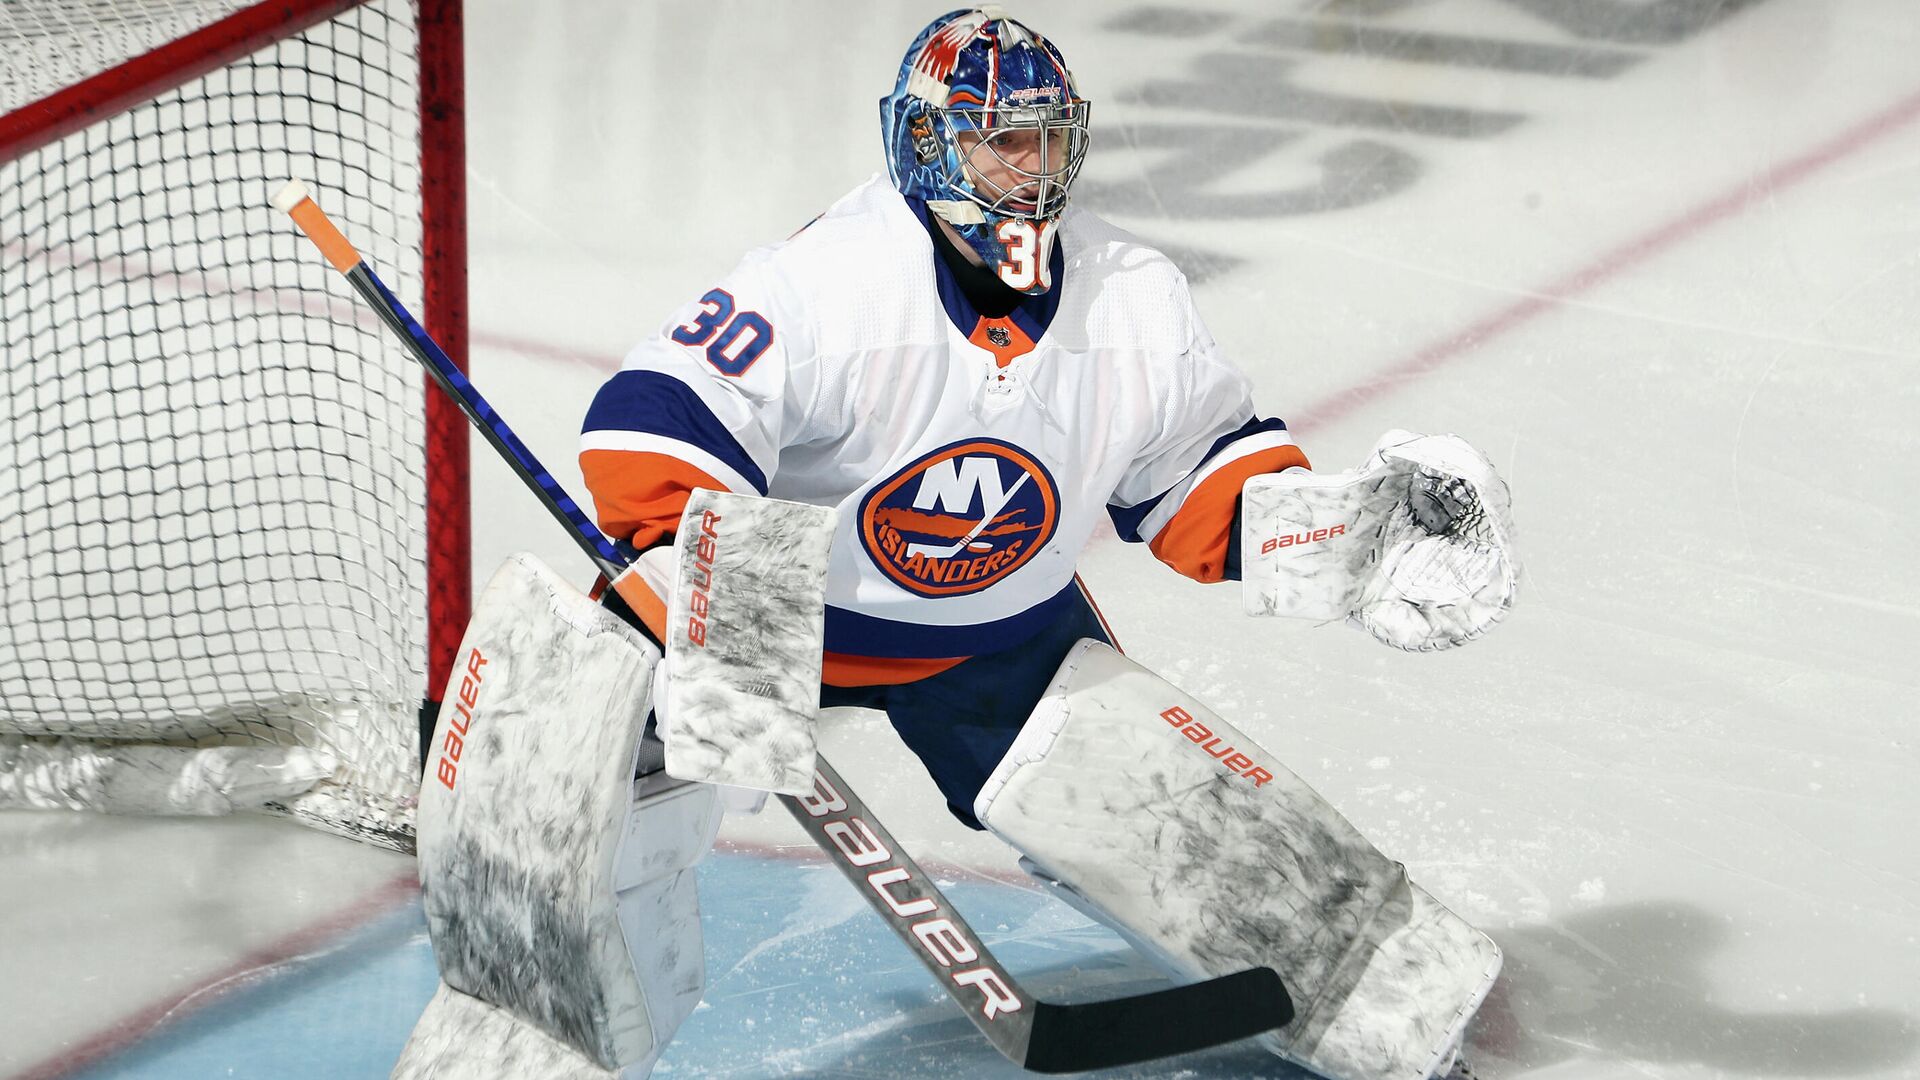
[818,589,1113,830]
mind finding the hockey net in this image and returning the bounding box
[0,0,469,850]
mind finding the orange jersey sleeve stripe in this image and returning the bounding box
[823,652,969,687]
[1148,444,1311,583]
[579,448,729,552]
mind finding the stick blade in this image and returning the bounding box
[1020,967,1292,1074]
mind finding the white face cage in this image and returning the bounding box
[932,101,1091,221]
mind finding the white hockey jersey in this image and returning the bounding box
[581,176,1306,685]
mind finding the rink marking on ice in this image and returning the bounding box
[13,844,1034,1080]
[1286,83,1920,433]
[6,870,418,1080]
[472,329,615,370]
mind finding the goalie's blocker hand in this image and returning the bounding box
[1240,430,1519,651]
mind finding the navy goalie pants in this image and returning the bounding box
[820,590,1114,831]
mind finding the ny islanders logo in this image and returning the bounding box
[859,439,1059,598]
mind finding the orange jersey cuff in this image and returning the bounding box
[580,448,730,552]
[1149,445,1311,583]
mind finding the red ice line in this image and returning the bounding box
[20,82,1920,1080]
[8,871,419,1080]
[1288,83,1920,435]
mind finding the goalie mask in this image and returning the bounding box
[880,7,1091,294]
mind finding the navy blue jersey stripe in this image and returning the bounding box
[928,214,977,334]
[1106,415,1291,543]
[824,582,1082,657]
[581,370,770,494]
[1106,489,1170,544]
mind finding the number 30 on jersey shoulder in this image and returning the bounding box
[671,288,775,376]
[994,219,1055,292]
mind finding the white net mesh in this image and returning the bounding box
[0,1,254,109]
[0,0,439,849]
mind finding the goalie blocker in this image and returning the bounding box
[660,487,834,796]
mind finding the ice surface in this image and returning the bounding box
[4,1,1918,1077]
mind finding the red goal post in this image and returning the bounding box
[0,0,470,849]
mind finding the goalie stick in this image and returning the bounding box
[273,181,1294,1073]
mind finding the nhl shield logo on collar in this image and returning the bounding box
[858,438,1059,597]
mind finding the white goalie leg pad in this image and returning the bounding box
[1241,430,1519,651]
[395,553,718,1080]
[662,488,835,796]
[975,641,1501,1080]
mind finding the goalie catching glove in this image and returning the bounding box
[1241,430,1518,651]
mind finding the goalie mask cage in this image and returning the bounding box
[0,0,469,850]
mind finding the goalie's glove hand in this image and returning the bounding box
[1240,430,1519,651]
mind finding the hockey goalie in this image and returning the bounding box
[395,8,1518,1079]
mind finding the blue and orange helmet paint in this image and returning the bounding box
[880,7,1091,294]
